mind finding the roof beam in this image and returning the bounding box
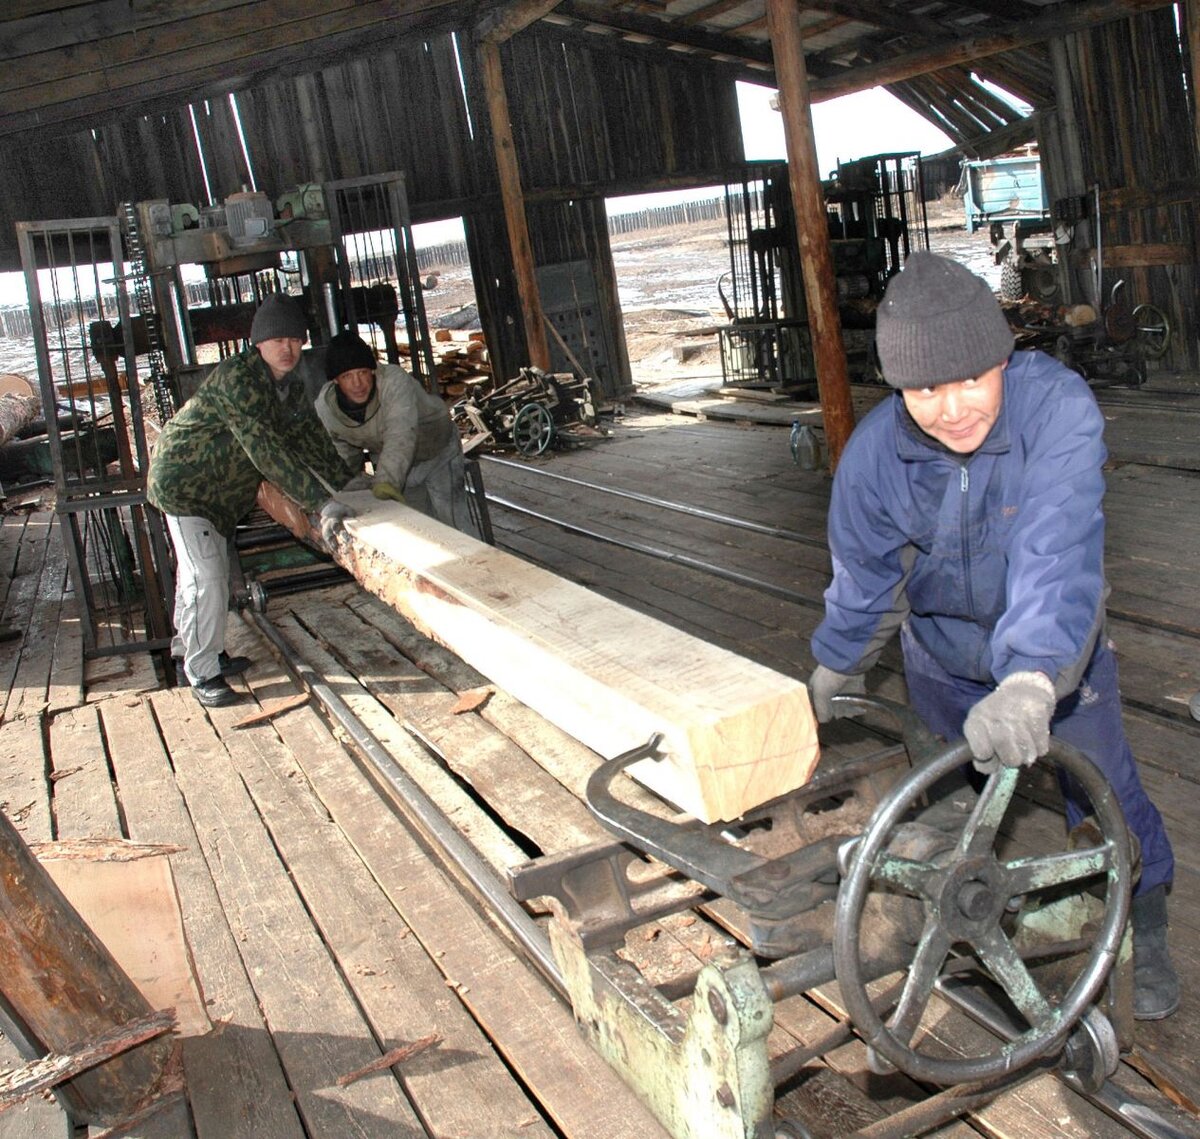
[475,0,563,43]
[809,0,1173,102]
[551,0,773,64]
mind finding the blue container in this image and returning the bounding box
[961,155,1047,234]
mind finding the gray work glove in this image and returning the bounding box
[808,664,867,723]
[318,498,356,548]
[963,671,1057,772]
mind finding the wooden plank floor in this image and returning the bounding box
[0,382,1198,1138]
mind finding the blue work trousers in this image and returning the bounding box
[901,625,1173,896]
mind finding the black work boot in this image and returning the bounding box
[175,652,252,688]
[1131,884,1180,1020]
[192,675,243,708]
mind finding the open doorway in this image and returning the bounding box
[605,187,730,396]
[408,217,491,404]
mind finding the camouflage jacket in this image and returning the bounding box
[147,348,352,536]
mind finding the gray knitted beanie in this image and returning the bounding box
[250,293,307,345]
[875,251,1014,388]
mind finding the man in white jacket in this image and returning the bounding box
[315,331,476,534]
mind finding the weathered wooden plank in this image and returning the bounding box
[293,598,613,857]
[0,511,51,723]
[220,620,672,1139]
[266,608,529,872]
[151,686,428,1136]
[209,627,559,1139]
[48,704,121,839]
[7,512,67,722]
[0,715,51,842]
[310,491,818,824]
[46,591,84,715]
[100,695,304,1139]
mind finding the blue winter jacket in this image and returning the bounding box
[812,350,1107,694]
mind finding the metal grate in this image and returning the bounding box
[323,172,436,389]
[15,217,173,657]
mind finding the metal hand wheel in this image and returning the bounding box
[833,735,1131,1086]
[1131,303,1171,360]
[512,402,555,456]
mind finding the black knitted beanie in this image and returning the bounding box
[875,251,1014,388]
[324,331,378,381]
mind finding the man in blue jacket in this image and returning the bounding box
[809,251,1177,1019]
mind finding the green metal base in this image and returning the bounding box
[549,919,776,1139]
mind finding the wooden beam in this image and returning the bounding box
[0,808,174,1125]
[257,486,820,823]
[766,0,855,471]
[552,0,773,64]
[0,7,459,138]
[0,0,454,100]
[477,37,552,371]
[793,0,959,40]
[476,0,563,43]
[1099,243,1193,267]
[808,0,1173,103]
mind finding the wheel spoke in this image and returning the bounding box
[868,851,939,900]
[1005,843,1114,894]
[957,767,1018,857]
[973,926,1053,1027]
[887,920,953,1043]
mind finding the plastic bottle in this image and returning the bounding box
[790,420,820,470]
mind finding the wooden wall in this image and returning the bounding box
[1042,10,1199,371]
[0,24,743,386]
[0,27,743,264]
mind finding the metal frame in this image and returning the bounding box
[323,171,437,388]
[15,217,173,657]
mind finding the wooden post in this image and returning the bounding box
[1188,0,1200,167]
[765,0,855,470]
[477,38,552,371]
[0,810,173,1125]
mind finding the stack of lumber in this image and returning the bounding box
[397,330,490,398]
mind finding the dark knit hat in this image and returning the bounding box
[324,332,378,381]
[875,251,1014,389]
[249,293,307,344]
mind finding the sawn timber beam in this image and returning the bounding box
[256,484,819,824]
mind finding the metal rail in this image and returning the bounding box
[482,453,827,548]
[246,607,566,999]
[485,492,825,611]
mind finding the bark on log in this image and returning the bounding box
[0,809,174,1125]
[0,392,40,448]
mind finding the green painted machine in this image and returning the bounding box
[512,696,1142,1139]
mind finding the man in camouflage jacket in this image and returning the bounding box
[148,293,353,707]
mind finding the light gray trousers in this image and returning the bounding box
[165,514,230,685]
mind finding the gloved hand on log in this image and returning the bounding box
[318,499,356,548]
[371,481,405,503]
